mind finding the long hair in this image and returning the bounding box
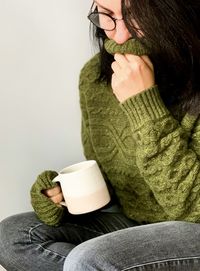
[91,0,200,115]
[90,24,114,82]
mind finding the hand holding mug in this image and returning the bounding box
[51,160,111,214]
[43,185,64,205]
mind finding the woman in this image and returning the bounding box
[1,0,200,270]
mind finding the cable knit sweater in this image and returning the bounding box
[31,38,200,226]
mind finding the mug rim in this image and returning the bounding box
[59,160,97,175]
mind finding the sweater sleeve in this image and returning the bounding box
[120,85,200,222]
[30,170,65,226]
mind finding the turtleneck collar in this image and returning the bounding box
[104,38,150,56]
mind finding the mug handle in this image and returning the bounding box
[52,175,68,208]
[60,201,67,207]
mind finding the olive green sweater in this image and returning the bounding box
[31,39,200,226]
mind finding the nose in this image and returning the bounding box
[108,20,132,44]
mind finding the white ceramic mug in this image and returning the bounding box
[52,160,111,214]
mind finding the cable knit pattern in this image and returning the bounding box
[30,39,200,226]
[79,39,200,223]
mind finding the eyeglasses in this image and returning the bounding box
[87,2,124,31]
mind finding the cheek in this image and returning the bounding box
[104,30,115,40]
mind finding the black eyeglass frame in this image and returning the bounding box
[87,2,123,31]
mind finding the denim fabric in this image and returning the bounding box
[63,221,200,271]
[1,212,200,271]
[0,211,136,271]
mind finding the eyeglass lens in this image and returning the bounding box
[89,13,116,30]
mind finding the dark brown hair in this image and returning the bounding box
[91,0,200,114]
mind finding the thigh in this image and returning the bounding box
[64,221,200,271]
[0,211,136,271]
[60,209,138,243]
[27,210,137,245]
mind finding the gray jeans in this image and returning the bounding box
[0,212,200,271]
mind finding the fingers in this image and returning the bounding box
[125,54,146,70]
[111,53,130,74]
[125,53,141,62]
[111,59,121,74]
[140,55,154,70]
[114,53,128,69]
[112,53,153,75]
[125,54,153,70]
[50,192,64,204]
[111,52,155,102]
[43,185,61,197]
[43,185,64,204]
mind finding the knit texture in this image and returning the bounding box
[104,38,150,55]
[80,39,200,223]
[31,38,200,226]
[31,171,64,226]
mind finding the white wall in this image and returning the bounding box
[0,0,93,221]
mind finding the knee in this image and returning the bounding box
[63,236,110,271]
[159,220,200,236]
[63,221,200,271]
[0,213,28,247]
[0,212,36,265]
[0,215,17,248]
[0,215,18,265]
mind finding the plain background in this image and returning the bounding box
[0,0,93,222]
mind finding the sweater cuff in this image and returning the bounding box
[30,170,64,226]
[120,86,170,130]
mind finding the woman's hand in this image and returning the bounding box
[111,53,155,103]
[43,185,64,205]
